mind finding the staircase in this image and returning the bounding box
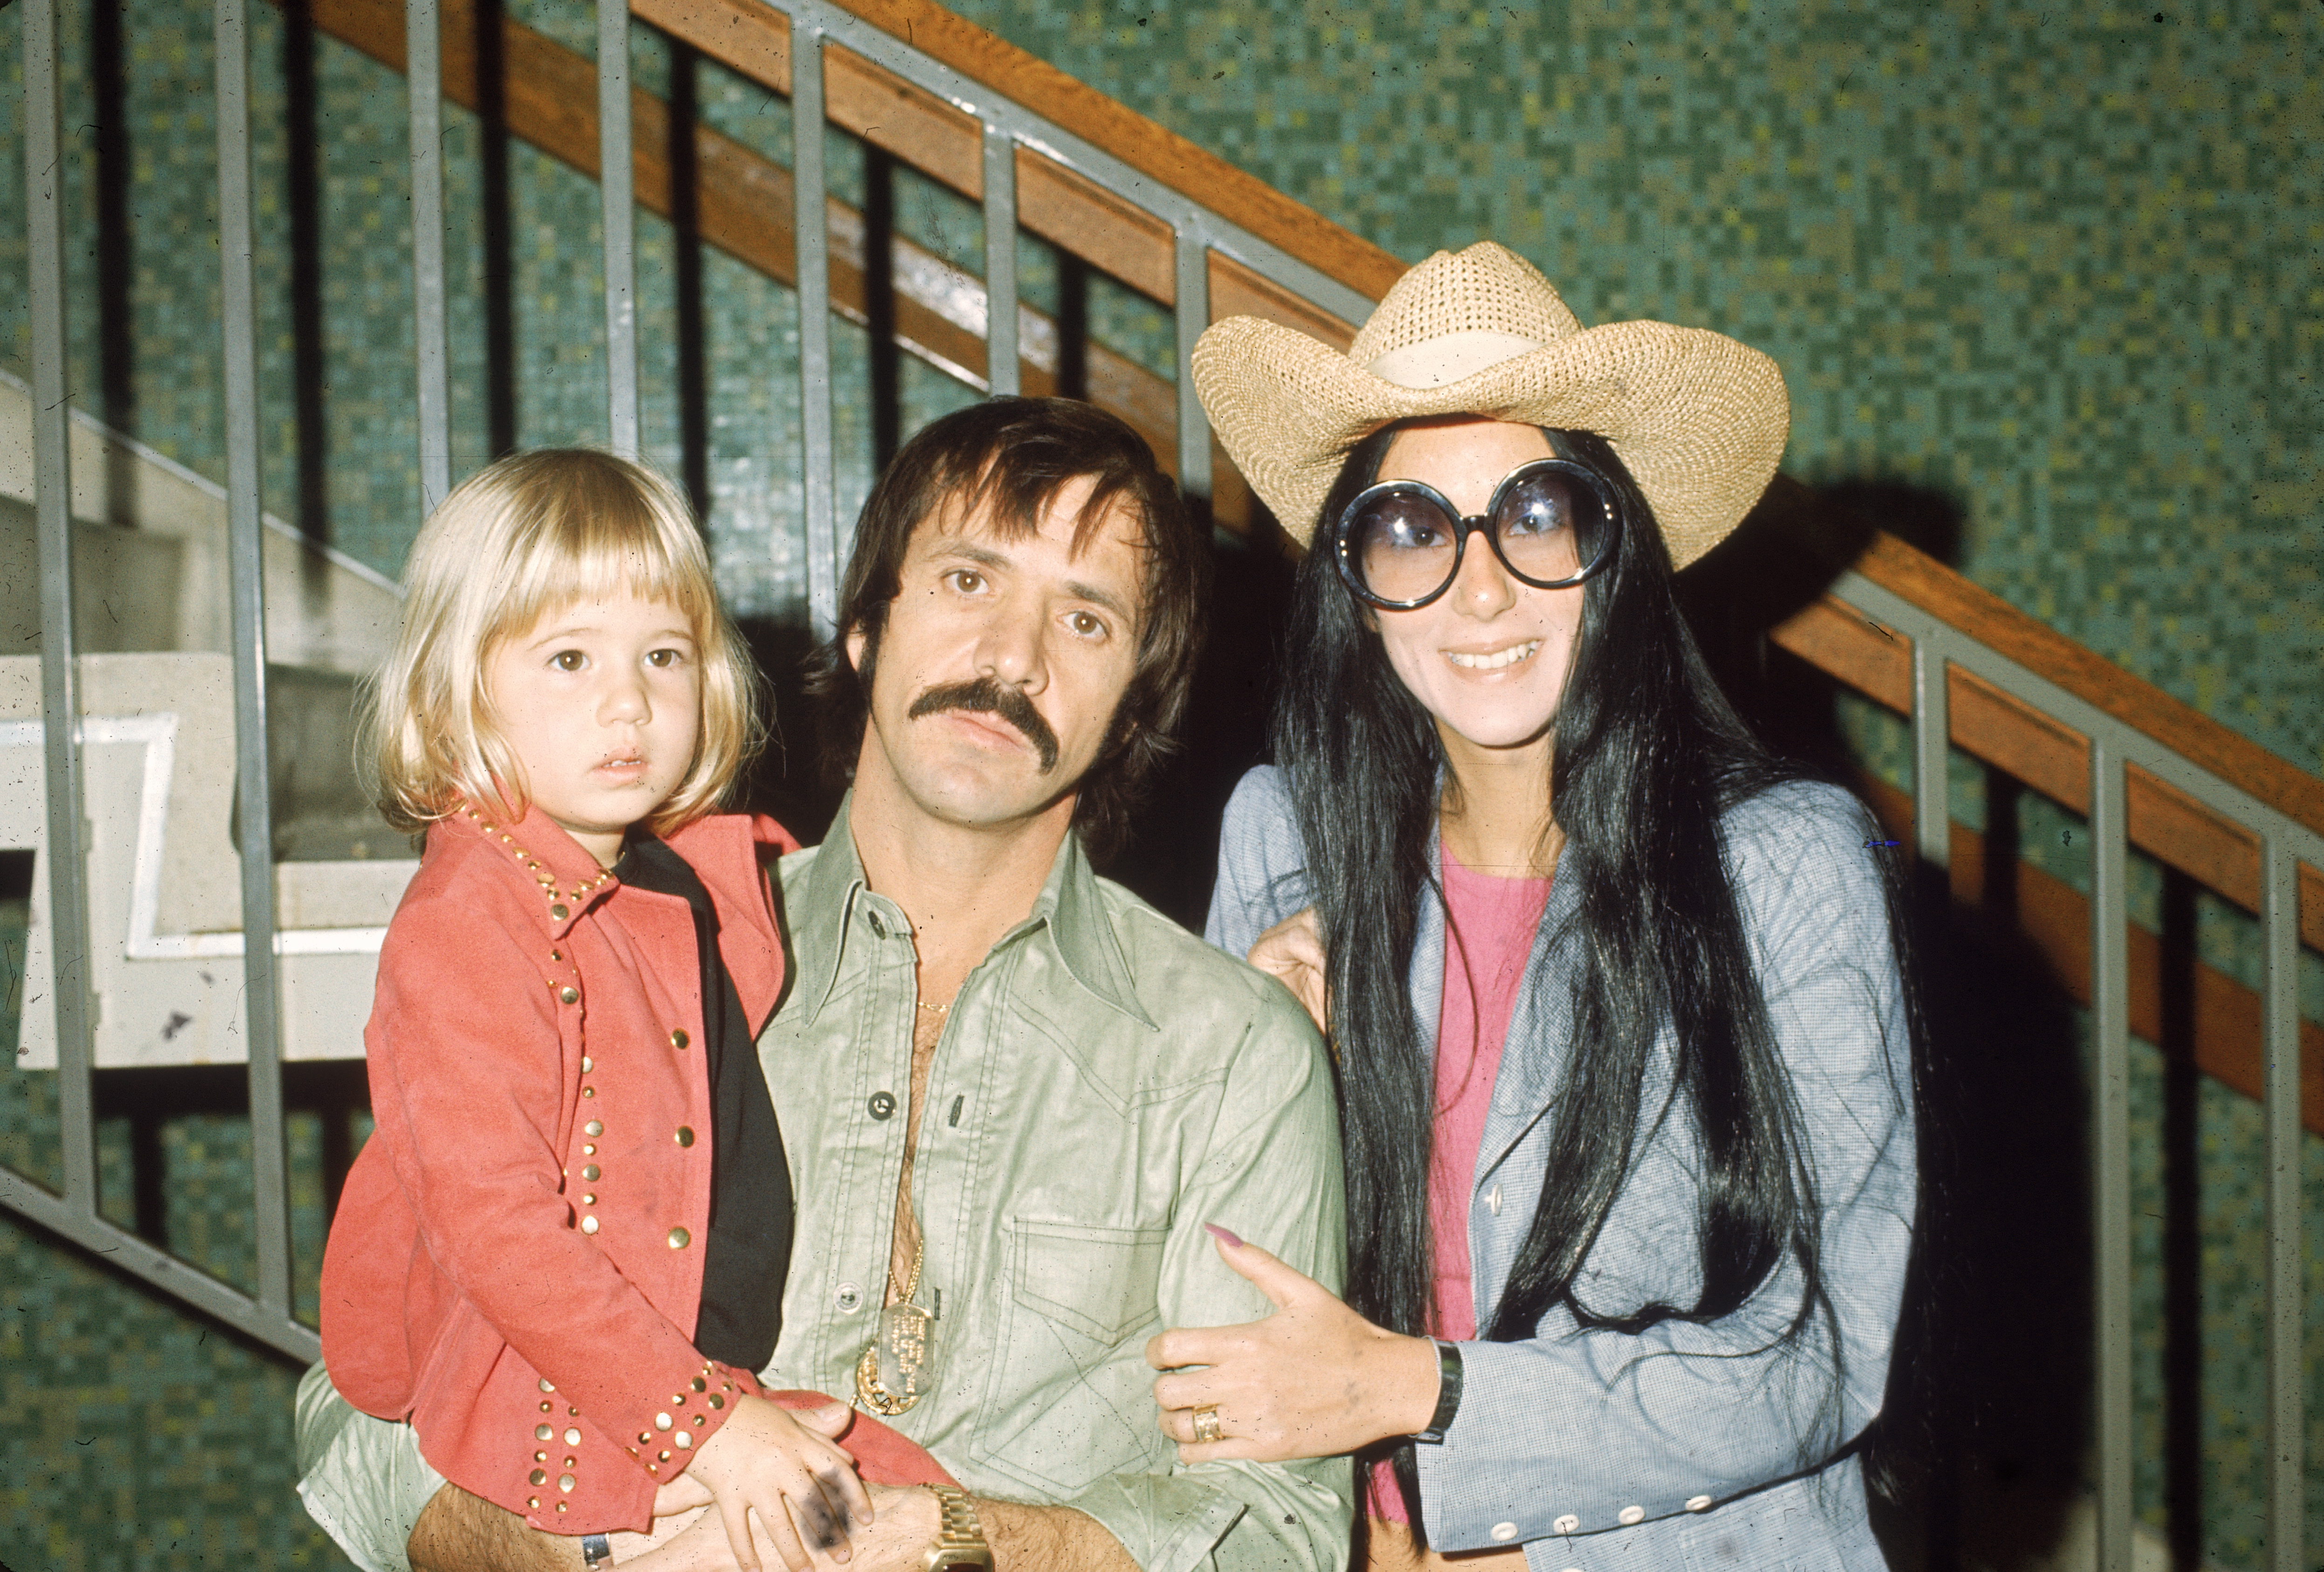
[6,1,2316,1568]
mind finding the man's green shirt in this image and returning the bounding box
[763,802,1349,1572]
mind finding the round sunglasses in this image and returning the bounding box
[1332,457,1621,611]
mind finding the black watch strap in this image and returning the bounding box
[1412,1338,1463,1444]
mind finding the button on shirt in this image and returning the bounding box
[759,799,1353,1572]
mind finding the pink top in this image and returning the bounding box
[1371,842,1552,1523]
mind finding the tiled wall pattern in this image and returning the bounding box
[942,0,2323,778]
[2,0,2321,1568]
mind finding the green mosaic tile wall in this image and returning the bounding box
[2,1,2321,1568]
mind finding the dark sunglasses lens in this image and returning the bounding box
[1351,489,1460,603]
[1492,468,1607,586]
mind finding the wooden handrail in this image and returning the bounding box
[1772,557,2324,952]
[799,0,1409,303]
[342,0,2322,973]
[1855,774,2323,1137]
[675,0,2323,928]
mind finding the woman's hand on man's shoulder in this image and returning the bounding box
[1247,906,1328,1035]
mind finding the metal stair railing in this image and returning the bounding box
[1804,558,2321,1572]
[8,2,2314,1569]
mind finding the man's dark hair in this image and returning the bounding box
[804,397,1210,859]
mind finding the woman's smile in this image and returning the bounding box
[1443,638,1541,672]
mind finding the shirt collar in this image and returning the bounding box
[792,794,1155,1031]
[447,799,621,939]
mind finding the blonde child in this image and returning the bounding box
[319,451,946,1571]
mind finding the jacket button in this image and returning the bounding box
[836,1281,863,1312]
[1489,1522,1517,1542]
[1553,1515,1579,1534]
[1618,1505,1645,1525]
[550,904,570,921]
[675,1126,695,1147]
[667,1227,690,1249]
[868,1091,896,1120]
[559,987,579,1004]
[584,1121,604,1138]
[1685,1495,1713,1513]
[669,1029,689,1050]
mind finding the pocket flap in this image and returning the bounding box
[1009,1219,1169,1346]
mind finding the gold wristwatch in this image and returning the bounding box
[921,1484,994,1571]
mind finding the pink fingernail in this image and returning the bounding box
[1205,1222,1244,1249]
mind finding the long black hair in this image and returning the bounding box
[1275,424,1847,1522]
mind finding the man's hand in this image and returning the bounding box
[1246,907,1327,1033]
[619,1485,1139,1572]
[620,1482,938,1572]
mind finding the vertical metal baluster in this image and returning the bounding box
[407,0,451,507]
[1172,226,1210,505]
[25,0,98,1216]
[2088,740,2132,1572]
[1912,634,1951,873]
[981,126,1018,398]
[792,14,837,637]
[215,0,292,1322]
[598,0,638,458]
[2259,839,2303,1572]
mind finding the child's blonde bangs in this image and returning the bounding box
[366,450,761,839]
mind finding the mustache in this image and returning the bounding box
[907,677,1061,773]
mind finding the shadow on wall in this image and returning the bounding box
[1696,477,2098,1572]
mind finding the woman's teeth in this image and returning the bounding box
[1445,640,1540,671]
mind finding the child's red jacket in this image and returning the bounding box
[321,803,932,1533]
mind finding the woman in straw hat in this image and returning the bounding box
[1145,243,1915,1570]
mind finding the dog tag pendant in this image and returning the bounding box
[855,1298,936,1414]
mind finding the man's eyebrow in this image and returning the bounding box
[932,541,1012,571]
[1064,579,1134,623]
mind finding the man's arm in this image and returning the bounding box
[407,1484,581,1572]
[1058,968,1354,1572]
[981,1498,1137,1572]
[620,1485,1135,1572]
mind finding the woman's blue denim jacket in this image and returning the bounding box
[1207,768,1915,1572]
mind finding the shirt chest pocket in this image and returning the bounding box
[1010,1220,1167,1344]
[966,1220,1170,1492]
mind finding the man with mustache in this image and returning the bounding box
[296,398,1350,1572]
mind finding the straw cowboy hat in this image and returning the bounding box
[1191,241,1789,569]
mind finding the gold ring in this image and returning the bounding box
[1191,1405,1223,1444]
